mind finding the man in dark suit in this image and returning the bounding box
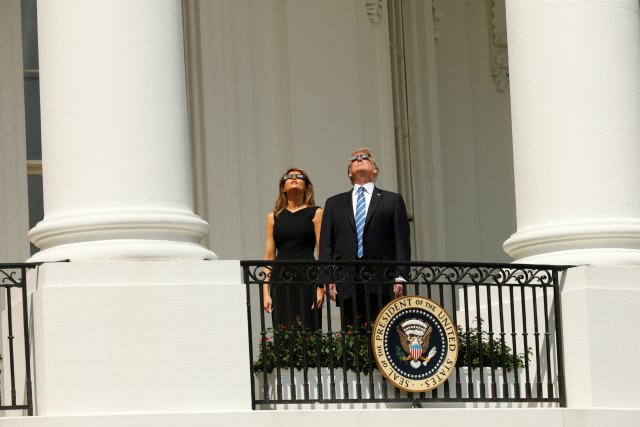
[319,147,411,328]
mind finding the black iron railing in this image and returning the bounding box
[0,263,37,416]
[243,260,571,409]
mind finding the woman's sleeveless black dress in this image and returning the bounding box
[271,206,321,331]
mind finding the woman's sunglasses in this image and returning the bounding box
[283,173,306,181]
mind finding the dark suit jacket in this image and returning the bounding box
[319,186,411,298]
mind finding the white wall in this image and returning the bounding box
[434,0,516,262]
[184,0,397,261]
[184,0,517,264]
[0,0,31,263]
[0,2,31,405]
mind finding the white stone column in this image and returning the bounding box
[29,0,216,261]
[504,0,640,412]
[24,1,252,418]
[503,0,640,266]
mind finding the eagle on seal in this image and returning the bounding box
[397,319,437,368]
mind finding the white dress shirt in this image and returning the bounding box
[352,182,375,218]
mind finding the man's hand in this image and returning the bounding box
[328,283,338,301]
[393,283,404,299]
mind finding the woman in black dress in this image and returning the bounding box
[262,168,324,330]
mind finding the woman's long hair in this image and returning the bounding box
[274,167,315,217]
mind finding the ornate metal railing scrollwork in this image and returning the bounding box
[243,260,571,409]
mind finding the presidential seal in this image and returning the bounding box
[371,296,458,392]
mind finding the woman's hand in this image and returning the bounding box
[263,293,273,313]
[314,286,326,310]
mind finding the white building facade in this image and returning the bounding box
[0,0,638,426]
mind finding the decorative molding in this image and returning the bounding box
[503,220,640,266]
[365,0,383,24]
[490,0,509,92]
[431,0,444,41]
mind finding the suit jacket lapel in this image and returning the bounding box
[346,190,356,231]
[365,187,382,227]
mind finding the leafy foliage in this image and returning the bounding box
[456,319,530,372]
[253,318,529,374]
[252,318,375,374]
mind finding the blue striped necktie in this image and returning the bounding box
[355,186,366,258]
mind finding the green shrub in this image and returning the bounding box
[456,320,531,372]
[252,319,374,374]
[253,318,529,374]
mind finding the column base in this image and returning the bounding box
[561,266,640,408]
[510,248,640,267]
[29,210,217,261]
[32,260,246,415]
[28,239,217,262]
[503,221,640,266]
